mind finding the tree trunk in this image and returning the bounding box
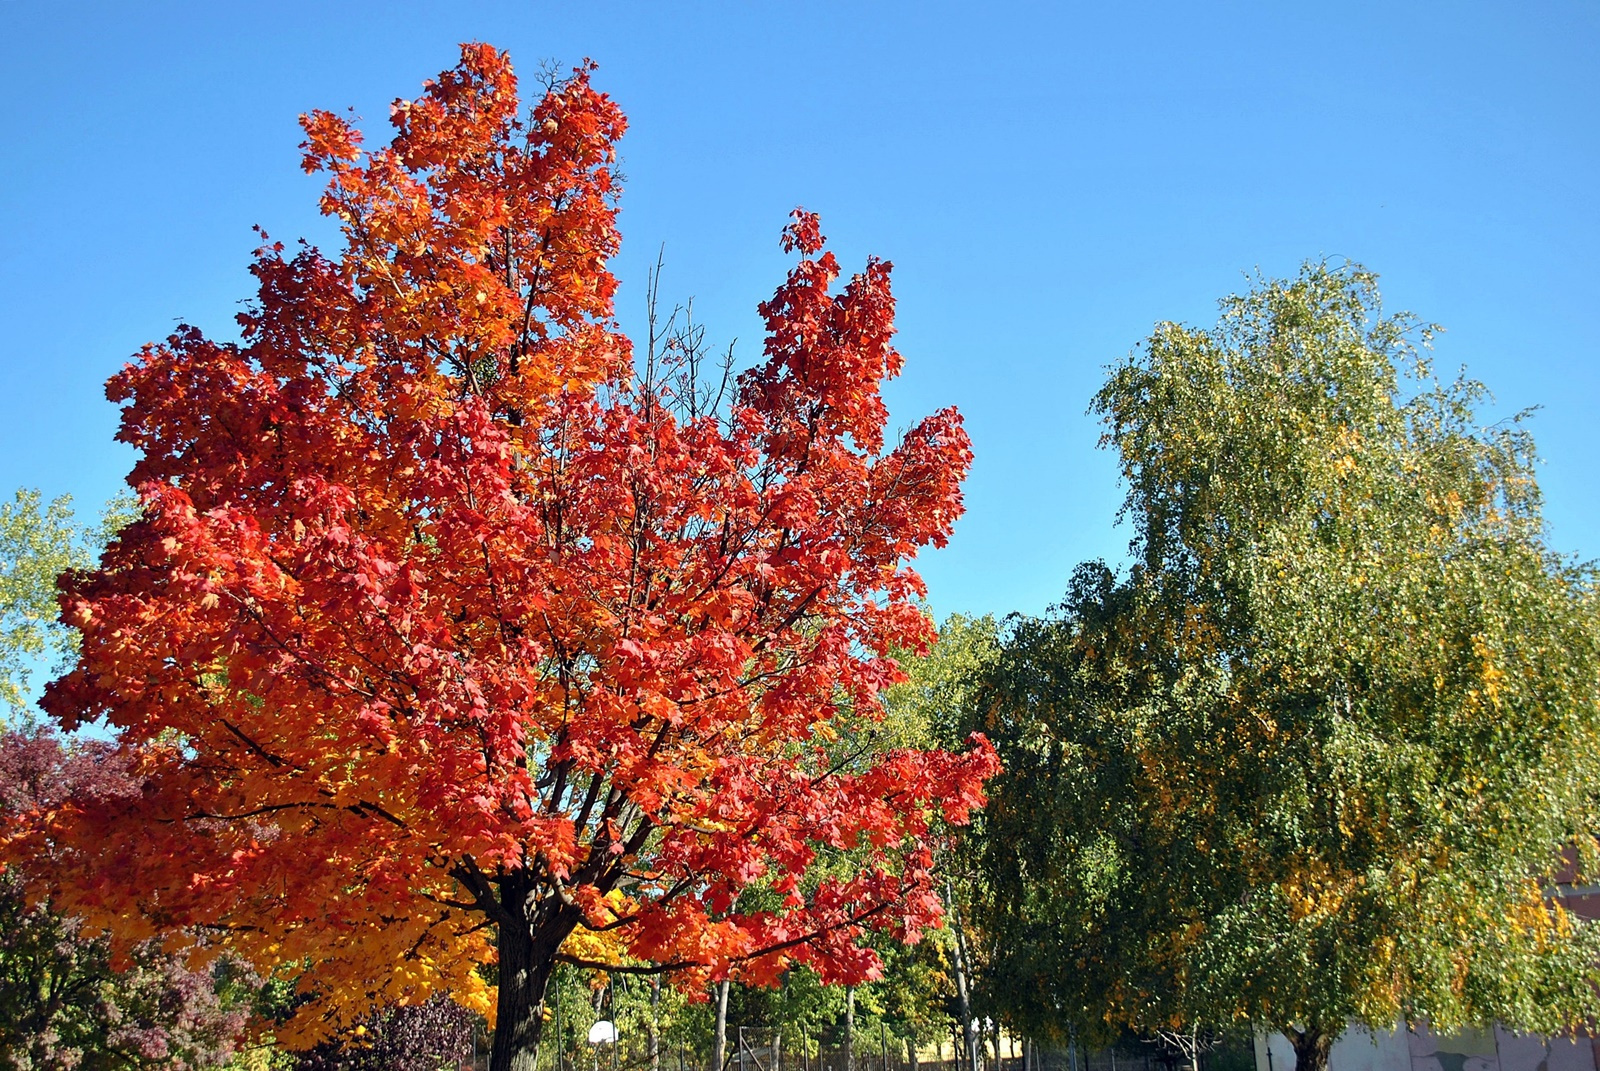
[774,1029,783,1071]
[1288,1027,1334,1071]
[490,878,584,1071]
[713,980,731,1071]
[554,970,564,1071]
[844,987,856,1071]
[650,976,662,1071]
[492,916,560,1071]
[907,1036,919,1071]
[946,882,979,1071]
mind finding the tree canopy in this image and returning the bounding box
[0,489,91,722]
[21,44,995,1071]
[967,263,1600,1069]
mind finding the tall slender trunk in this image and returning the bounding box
[773,972,785,1071]
[844,987,856,1071]
[945,882,978,1071]
[907,1036,919,1071]
[650,976,662,1071]
[554,970,564,1071]
[713,981,731,1071]
[1288,1027,1334,1071]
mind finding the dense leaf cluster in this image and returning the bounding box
[291,994,474,1071]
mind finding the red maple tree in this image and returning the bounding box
[34,45,994,1070]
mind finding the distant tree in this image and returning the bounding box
[887,617,1001,1068]
[968,264,1600,1071]
[1,727,249,1070]
[0,489,91,722]
[868,934,955,1068]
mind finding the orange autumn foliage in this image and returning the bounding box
[29,44,996,1055]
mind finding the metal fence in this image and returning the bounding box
[455,1029,1255,1071]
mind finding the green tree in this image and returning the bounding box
[867,934,956,1068]
[882,615,1002,1071]
[969,264,1600,1071]
[0,490,90,721]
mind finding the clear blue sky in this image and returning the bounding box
[2,1,1595,620]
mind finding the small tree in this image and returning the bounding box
[31,45,995,1071]
[969,264,1600,1070]
[880,615,1001,1071]
[1,728,250,1071]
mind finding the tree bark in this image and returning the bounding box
[650,976,662,1071]
[713,980,731,1071]
[1288,1027,1334,1071]
[490,875,582,1071]
[945,882,979,1071]
[492,916,559,1071]
[844,987,856,1071]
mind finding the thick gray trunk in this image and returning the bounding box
[713,981,731,1071]
[1289,1027,1335,1071]
[489,873,583,1071]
